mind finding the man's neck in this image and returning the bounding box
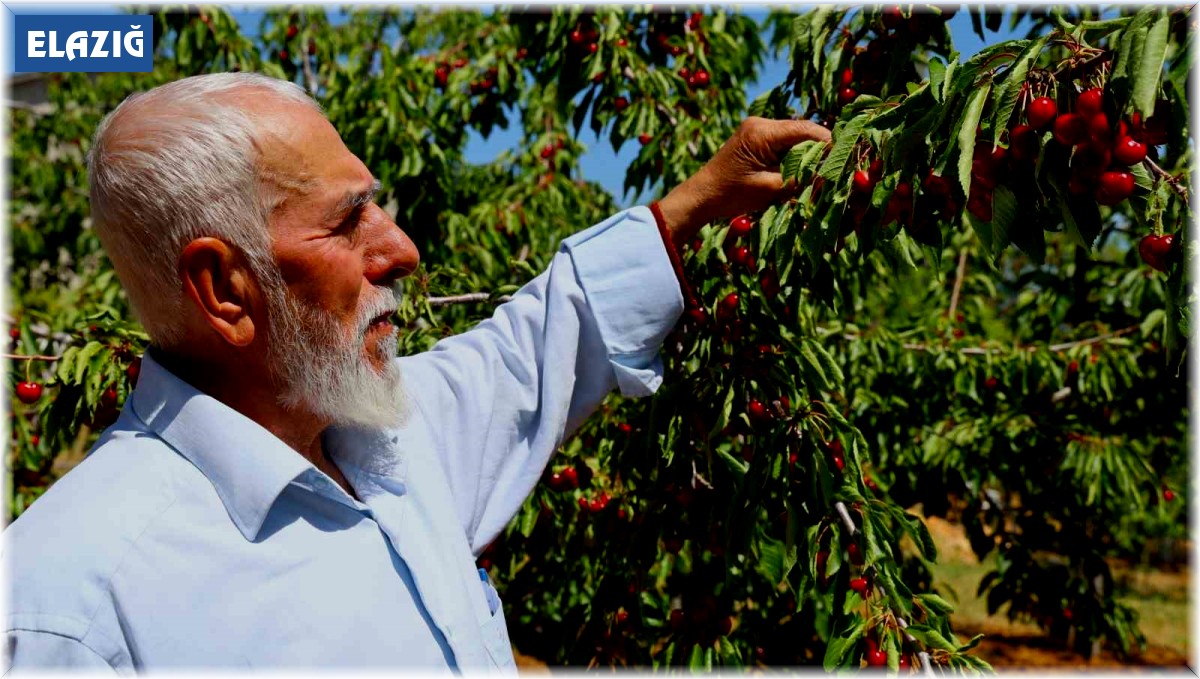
[148,347,358,500]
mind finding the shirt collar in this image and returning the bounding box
[129,350,313,542]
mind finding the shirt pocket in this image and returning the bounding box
[478,582,516,671]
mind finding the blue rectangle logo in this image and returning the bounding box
[15,15,153,73]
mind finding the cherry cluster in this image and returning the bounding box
[839,5,956,105]
[1040,87,1148,205]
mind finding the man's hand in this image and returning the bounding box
[657,117,832,249]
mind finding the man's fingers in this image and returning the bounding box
[757,117,832,148]
[744,117,832,167]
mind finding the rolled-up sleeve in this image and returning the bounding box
[5,630,121,675]
[398,206,685,553]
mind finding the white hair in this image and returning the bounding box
[86,72,322,348]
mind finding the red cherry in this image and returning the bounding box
[840,68,854,87]
[279,49,289,61]
[638,133,653,145]
[30,434,40,446]
[1053,113,1088,146]
[747,399,770,423]
[307,40,317,56]
[1009,124,1039,162]
[867,649,888,666]
[9,328,19,340]
[588,43,599,54]
[670,609,685,629]
[898,654,911,670]
[562,466,579,488]
[882,5,904,30]
[838,87,858,106]
[852,170,874,194]
[729,215,754,238]
[540,145,554,159]
[718,293,739,317]
[515,47,528,60]
[1028,97,1057,129]
[832,452,845,471]
[550,471,565,489]
[829,440,844,456]
[984,376,998,390]
[15,382,43,405]
[616,609,629,624]
[1072,142,1112,182]
[453,58,468,69]
[578,496,590,511]
[692,69,710,87]
[1094,170,1134,206]
[286,25,298,39]
[614,96,629,112]
[616,37,628,48]
[966,188,993,221]
[728,245,751,267]
[849,577,869,596]
[760,269,781,298]
[816,550,830,586]
[617,422,633,435]
[1164,489,1176,502]
[1138,234,1175,271]
[1088,112,1113,145]
[1113,136,1148,166]
[847,542,864,565]
[678,66,690,79]
[1077,87,1104,118]
[570,29,585,44]
[1068,360,1079,374]
[686,307,709,325]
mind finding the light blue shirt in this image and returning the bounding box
[2,207,684,673]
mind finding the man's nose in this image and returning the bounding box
[363,204,420,286]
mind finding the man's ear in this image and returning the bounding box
[179,238,259,347]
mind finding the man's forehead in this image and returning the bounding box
[240,95,372,207]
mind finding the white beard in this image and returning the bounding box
[266,282,411,432]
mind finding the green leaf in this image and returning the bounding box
[73,341,106,386]
[991,37,1046,147]
[915,592,956,615]
[903,623,958,651]
[818,114,869,182]
[822,617,866,671]
[754,532,797,585]
[956,83,991,197]
[1132,11,1170,117]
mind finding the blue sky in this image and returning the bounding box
[6,5,1028,206]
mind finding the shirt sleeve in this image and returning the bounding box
[397,206,685,554]
[4,630,120,675]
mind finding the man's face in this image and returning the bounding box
[253,99,421,429]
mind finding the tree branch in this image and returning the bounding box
[840,324,1140,356]
[1143,156,1190,203]
[4,353,61,361]
[947,249,968,321]
[425,293,513,306]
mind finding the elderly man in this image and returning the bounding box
[3,72,829,672]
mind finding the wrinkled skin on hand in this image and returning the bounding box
[658,117,832,247]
